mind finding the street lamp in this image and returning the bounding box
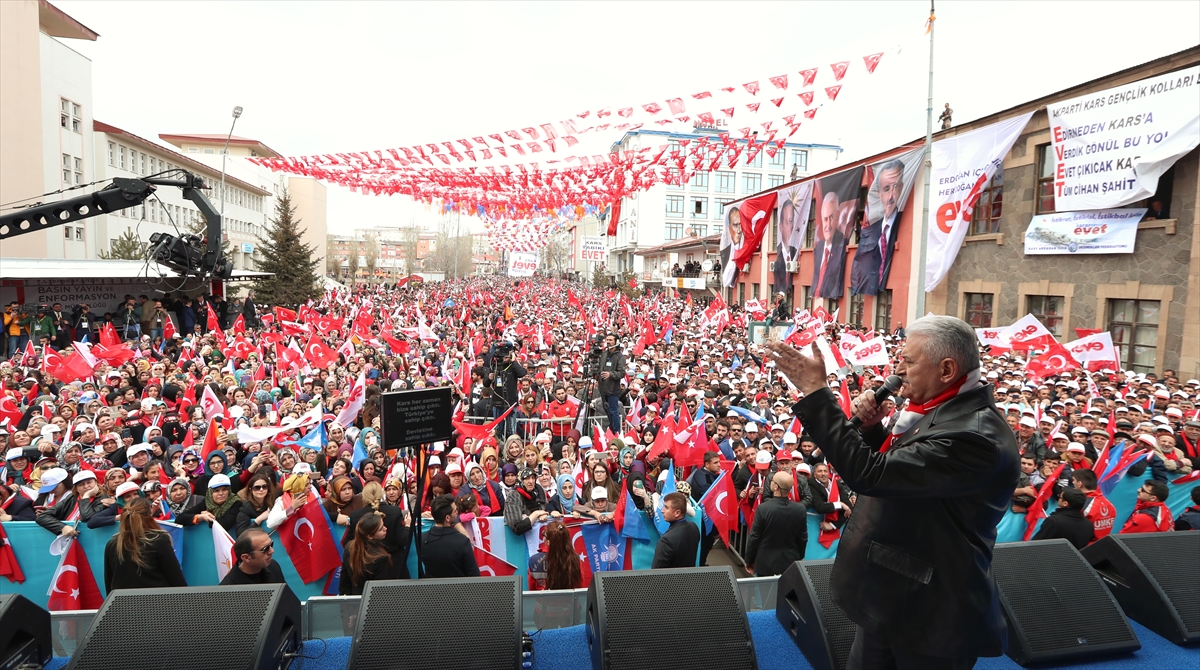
[220,105,242,264]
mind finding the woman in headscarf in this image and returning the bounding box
[56,441,84,477]
[194,450,240,497]
[275,447,298,478]
[479,446,501,482]
[323,475,363,527]
[503,435,525,465]
[614,444,635,485]
[546,474,578,518]
[460,462,504,516]
[498,463,520,497]
[177,473,240,533]
[164,478,200,518]
[537,462,557,499]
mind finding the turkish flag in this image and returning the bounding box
[198,417,222,462]
[0,523,25,583]
[99,322,120,346]
[303,335,338,369]
[163,315,177,340]
[276,342,303,372]
[274,306,298,322]
[46,540,103,611]
[701,471,737,546]
[278,494,343,583]
[1025,343,1080,381]
[473,546,518,577]
[200,385,225,421]
[785,320,822,348]
[53,352,95,383]
[0,395,25,427]
[232,314,246,335]
[818,478,843,548]
[382,335,410,355]
[206,305,221,333]
[280,321,310,338]
[229,335,255,361]
[567,523,594,588]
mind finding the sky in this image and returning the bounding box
[55,1,1200,236]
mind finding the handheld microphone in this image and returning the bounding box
[849,375,904,428]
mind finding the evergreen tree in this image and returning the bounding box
[251,187,322,306]
[98,228,148,260]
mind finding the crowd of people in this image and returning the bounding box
[1,275,1197,599]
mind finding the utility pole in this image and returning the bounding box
[914,1,936,316]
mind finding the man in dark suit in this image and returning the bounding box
[808,463,849,532]
[423,495,480,578]
[812,192,847,299]
[1031,488,1093,549]
[851,159,905,296]
[652,492,699,568]
[744,472,809,577]
[768,315,1019,669]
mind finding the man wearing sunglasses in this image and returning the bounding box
[221,528,285,585]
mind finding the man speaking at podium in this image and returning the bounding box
[767,315,1019,669]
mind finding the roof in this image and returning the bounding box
[158,133,282,159]
[635,234,721,256]
[94,121,272,197]
[39,0,98,41]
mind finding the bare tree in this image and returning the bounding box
[346,239,360,286]
[363,232,380,285]
[400,224,420,277]
[325,235,340,278]
[542,232,572,276]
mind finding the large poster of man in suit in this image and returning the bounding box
[719,204,743,288]
[811,167,863,299]
[850,147,923,296]
[772,181,814,295]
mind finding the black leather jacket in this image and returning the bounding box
[793,383,1019,659]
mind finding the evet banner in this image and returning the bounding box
[579,236,607,263]
[847,335,888,366]
[1023,208,1145,255]
[925,112,1033,291]
[1048,66,1199,210]
[507,252,539,277]
[1063,331,1119,371]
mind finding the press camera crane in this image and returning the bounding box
[0,171,233,280]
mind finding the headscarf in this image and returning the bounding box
[166,478,193,516]
[555,474,576,514]
[205,481,239,518]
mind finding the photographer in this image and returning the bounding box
[487,342,526,438]
[73,304,98,342]
[597,333,626,433]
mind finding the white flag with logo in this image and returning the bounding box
[847,336,889,367]
[1063,331,1119,369]
[925,112,1034,291]
[200,384,226,421]
[975,327,1007,347]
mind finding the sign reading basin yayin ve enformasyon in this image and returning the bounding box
[1023,208,1145,255]
[580,236,607,263]
[381,386,453,450]
[507,252,539,277]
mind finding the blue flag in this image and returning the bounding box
[619,488,650,541]
[160,520,184,565]
[653,466,677,535]
[726,406,767,425]
[580,522,626,573]
[352,430,371,470]
[282,422,326,452]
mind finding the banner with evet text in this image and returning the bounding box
[1023,208,1145,255]
[1047,66,1199,210]
[925,112,1033,291]
[507,251,539,277]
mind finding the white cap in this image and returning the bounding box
[115,481,140,497]
[578,436,593,448]
[41,424,61,437]
[770,423,785,431]
[445,463,463,475]
[754,450,773,469]
[127,444,152,458]
[5,447,25,461]
[208,473,231,488]
[293,463,312,474]
[782,432,798,444]
[1019,417,1037,428]
[38,468,68,493]
[591,486,608,500]
[428,455,442,467]
[72,470,96,485]
[1136,434,1157,448]
[795,463,812,474]
[745,423,759,433]
[1066,442,1086,453]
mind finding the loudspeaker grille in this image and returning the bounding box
[72,590,273,670]
[805,562,856,669]
[601,571,753,670]
[355,580,519,670]
[1120,533,1200,633]
[994,542,1135,654]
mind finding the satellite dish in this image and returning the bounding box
[701,259,714,272]
[659,261,669,271]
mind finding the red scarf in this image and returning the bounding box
[879,369,982,454]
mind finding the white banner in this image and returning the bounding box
[925,112,1033,291]
[1063,331,1119,369]
[1048,66,1199,210]
[579,236,607,263]
[1023,208,1145,255]
[847,335,889,366]
[506,252,539,277]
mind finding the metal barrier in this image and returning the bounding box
[48,610,97,657]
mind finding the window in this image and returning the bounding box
[108,142,115,167]
[119,145,126,170]
[691,197,708,218]
[1026,295,1064,337]
[792,149,808,172]
[743,173,762,194]
[667,169,684,190]
[62,153,71,185]
[964,293,994,327]
[768,149,785,169]
[665,221,684,240]
[189,147,199,154]
[1107,299,1159,374]
[849,293,865,326]
[204,148,216,154]
[1037,144,1056,214]
[75,227,83,241]
[803,198,817,248]
[715,171,736,193]
[970,172,1004,235]
[73,157,83,185]
[665,195,684,218]
[801,285,813,311]
[60,98,81,133]
[738,283,745,304]
[714,198,732,220]
[767,174,785,188]
[747,150,763,168]
[65,226,73,239]
[875,290,893,332]
[140,153,146,176]
[690,171,708,191]
[690,224,707,237]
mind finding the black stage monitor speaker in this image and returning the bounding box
[0,593,51,670]
[348,576,523,670]
[775,559,855,670]
[65,584,301,670]
[993,539,1140,666]
[1082,531,1200,644]
[586,566,756,670]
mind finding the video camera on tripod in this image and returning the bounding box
[582,335,605,380]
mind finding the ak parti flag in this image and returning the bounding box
[278,494,343,583]
[46,540,102,611]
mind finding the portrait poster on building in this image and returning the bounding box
[507,251,539,277]
[772,181,815,294]
[1023,208,1145,255]
[850,147,923,296]
[719,202,741,287]
[720,193,778,288]
[925,112,1034,291]
[1048,66,1199,211]
[811,167,864,299]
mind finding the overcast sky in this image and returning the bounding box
[56,1,1199,236]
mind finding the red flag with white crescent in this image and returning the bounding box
[278,493,343,583]
[46,540,103,611]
